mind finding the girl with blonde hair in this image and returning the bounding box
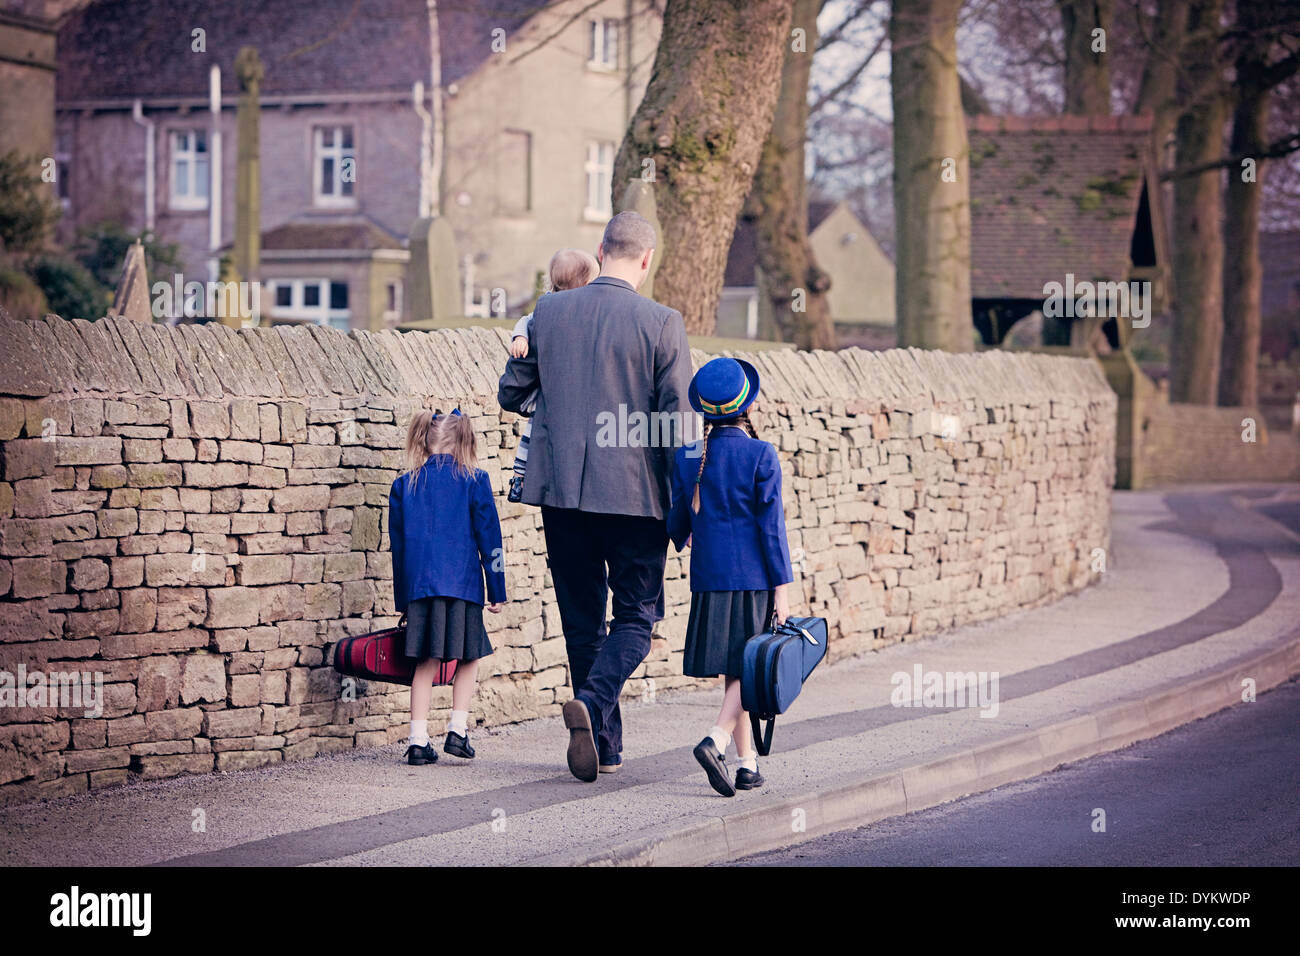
[389,408,506,765]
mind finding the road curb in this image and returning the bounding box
[542,629,1300,867]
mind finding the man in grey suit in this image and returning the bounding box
[498,211,694,782]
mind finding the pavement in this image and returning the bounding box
[2,484,1298,867]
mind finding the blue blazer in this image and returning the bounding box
[667,428,793,592]
[389,455,507,612]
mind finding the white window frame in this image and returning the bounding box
[54,131,71,211]
[267,278,351,330]
[169,128,210,211]
[499,128,533,216]
[587,18,619,71]
[312,125,356,208]
[583,140,614,222]
[383,279,403,323]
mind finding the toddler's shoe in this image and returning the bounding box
[405,742,438,766]
[693,738,735,797]
[735,767,764,790]
[507,475,525,503]
[444,730,475,759]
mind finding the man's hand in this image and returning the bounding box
[772,584,790,626]
[510,336,529,359]
[487,603,503,614]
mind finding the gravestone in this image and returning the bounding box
[109,240,153,323]
[407,215,459,323]
[232,46,262,329]
[615,178,662,302]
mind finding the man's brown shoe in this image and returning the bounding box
[562,699,599,782]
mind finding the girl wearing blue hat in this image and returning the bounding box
[668,357,794,797]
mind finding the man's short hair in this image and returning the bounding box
[601,211,657,262]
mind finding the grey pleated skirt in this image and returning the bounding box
[404,596,493,662]
[682,589,775,679]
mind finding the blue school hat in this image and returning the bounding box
[688,357,760,421]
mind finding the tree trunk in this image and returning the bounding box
[1133,0,1189,152]
[613,0,793,334]
[890,0,972,352]
[1168,0,1225,405]
[1218,0,1271,408]
[1061,0,1113,113]
[748,0,837,351]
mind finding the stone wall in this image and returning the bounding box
[1138,400,1300,486]
[0,315,1116,804]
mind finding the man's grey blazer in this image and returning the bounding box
[498,276,694,520]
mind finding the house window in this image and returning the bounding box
[313,125,356,206]
[583,140,614,221]
[588,18,619,70]
[54,130,72,210]
[170,129,209,210]
[499,129,532,216]
[268,279,351,330]
[383,279,403,323]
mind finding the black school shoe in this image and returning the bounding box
[444,730,475,759]
[507,475,525,503]
[735,767,765,790]
[693,738,736,797]
[405,742,438,765]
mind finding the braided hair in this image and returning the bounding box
[690,410,759,513]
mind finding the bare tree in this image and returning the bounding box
[1061,0,1114,112]
[1132,0,1191,153]
[748,0,837,350]
[890,0,973,352]
[1169,0,1226,405]
[1220,0,1300,405]
[612,0,794,334]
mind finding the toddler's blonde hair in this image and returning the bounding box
[548,248,599,291]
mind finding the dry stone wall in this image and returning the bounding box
[0,315,1115,803]
[1139,401,1300,485]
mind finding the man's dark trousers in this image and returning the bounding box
[541,506,668,759]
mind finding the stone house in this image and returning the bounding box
[718,199,896,347]
[52,0,661,329]
[0,6,57,168]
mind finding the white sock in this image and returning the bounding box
[409,719,429,747]
[449,710,469,737]
[708,726,730,754]
[738,756,757,773]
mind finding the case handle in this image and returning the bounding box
[769,613,817,645]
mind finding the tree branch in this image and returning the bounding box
[509,0,606,65]
[816,0,877,51]
[810,29,888,114]
[1160,131,1300,180]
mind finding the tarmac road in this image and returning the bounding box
[736,676,1300,866]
